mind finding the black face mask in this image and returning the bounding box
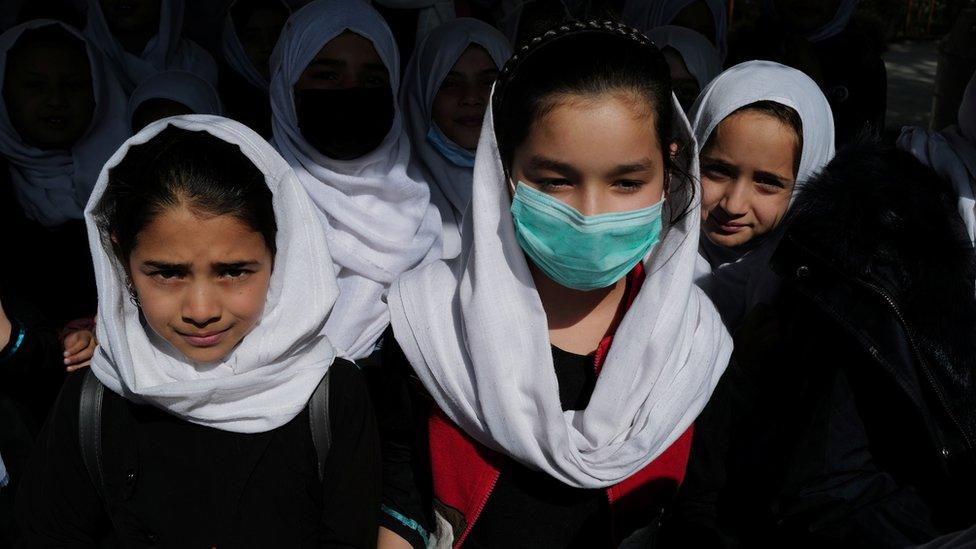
[295,86,395,161]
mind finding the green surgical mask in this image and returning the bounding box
[510,182,664,291]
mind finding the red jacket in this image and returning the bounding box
[427,264,694,547]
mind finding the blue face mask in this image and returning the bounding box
[427,122,476,168]
[510,182,664,291]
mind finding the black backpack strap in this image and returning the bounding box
[308,369,332,483]
[79,369,107,501]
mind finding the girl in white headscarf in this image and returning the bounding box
[622,0,728,59]
[270,0,441,361]
[401,18,510,258]
[375,21,731,548]
[84,0,218,93]
[219,0,290,137]
[646,25,722,112]
[898,71,976,248]
[18,115,380,545]
[689,60,835,328]
[127,70,223,131]
[0,20,128,325]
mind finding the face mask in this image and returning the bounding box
[510,182,664,291]
[296,86,394,160]
[426,122,475,168]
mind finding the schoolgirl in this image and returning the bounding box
[17,116,380,546]
[375,22,732,548]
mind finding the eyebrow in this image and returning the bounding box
[141,260,263,270]
[526,155,581,178]
[607,159,656,178]
[702,156,794,183]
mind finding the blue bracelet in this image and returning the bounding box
[381,504,430,547]
[0,322,25,363]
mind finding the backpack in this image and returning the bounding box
[77,368,333,506]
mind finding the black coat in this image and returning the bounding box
[661,142,976,548]
[16,359,381,548]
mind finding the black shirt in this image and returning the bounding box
[16,359,381,548]
[373,337,612,548]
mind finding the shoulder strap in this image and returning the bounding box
[79,369,107,501]
[308,369,332,483]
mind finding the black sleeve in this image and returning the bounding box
[0,295,66,431]
[15,371,108,546]
[363,330,432,549]
[319,359,382,548]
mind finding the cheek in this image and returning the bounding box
[130,279,178,332]
[751,194,791,230]
[226,274,272,326]
[431,91,456,128]
[699,177,723,212]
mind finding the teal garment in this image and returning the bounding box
[426,123,476,168]
[510,182,664,290]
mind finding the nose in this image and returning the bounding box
[181,282,222,328]
[45,85,70,109]
[576,185,604,217]
[720,178,750,217]
[459,83,486,108]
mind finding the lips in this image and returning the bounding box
[454,116,483,128]
[178,327,230,348]
[41,115,69,127]
[707,215,749,236]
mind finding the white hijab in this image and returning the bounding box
[898,71,976,247]
[646,25,722,90]
[127,69,223,126]
[221,0,290,91]
[764,0,860,43]
[372,0,456,46]
[84,0,218,93]
[390,85,733,488]
[0,20,128,228]
[401,18,511,258]
[270,0,441,360]
[86,115,340,434]
[690,60,835,326]
[622,0,728,59]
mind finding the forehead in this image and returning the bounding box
[132,205,271,261]
[523,94,660,164]
[314,31,383,65]
[706,111,799,167]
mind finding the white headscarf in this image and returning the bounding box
[270,0,441,360]
[401,18,511,258]
[646,25,722,90]
[127,70,223,127]
[221,0,290,91]
[372,0,456,46]
[898,71,976,247]
[0,20,128,228]
[84,0,218,93]
[622,0,728,59]
[86,115,340,434]
[764,0,860,43]
[690,60,836,326]
[390,83,732,488]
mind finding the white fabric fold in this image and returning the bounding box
[689,60,836,326]
[898,71,976,248]
[127,69,223,124]
[0,20,128,228]
[622,0,728,59]
[401,18,511,258]
[86,114,340,434]
[390,87,732,488]
[270,0,441,359]
[84,0,218,93]
[646,25,722,89]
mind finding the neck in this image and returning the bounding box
[532,263,627,356]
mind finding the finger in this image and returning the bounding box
[66,360,92,373]
[63,339,86,356]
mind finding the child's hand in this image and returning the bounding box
[63,330,97,372]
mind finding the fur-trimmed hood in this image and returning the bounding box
[773,140,976,446]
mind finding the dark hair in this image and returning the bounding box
[726,100,804,176]
[97,126,277,264]
[493,21,693,219]
[231,0,289,35]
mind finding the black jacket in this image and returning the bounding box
[16,359,381,548]
[662,142,976,548]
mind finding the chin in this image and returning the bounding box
[178,345,234,365]
[705,230,753,249]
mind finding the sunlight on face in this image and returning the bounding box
[700,110,799,248]
[432,44,498,150]
[128,204,273,365]
[511,92,667,215]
